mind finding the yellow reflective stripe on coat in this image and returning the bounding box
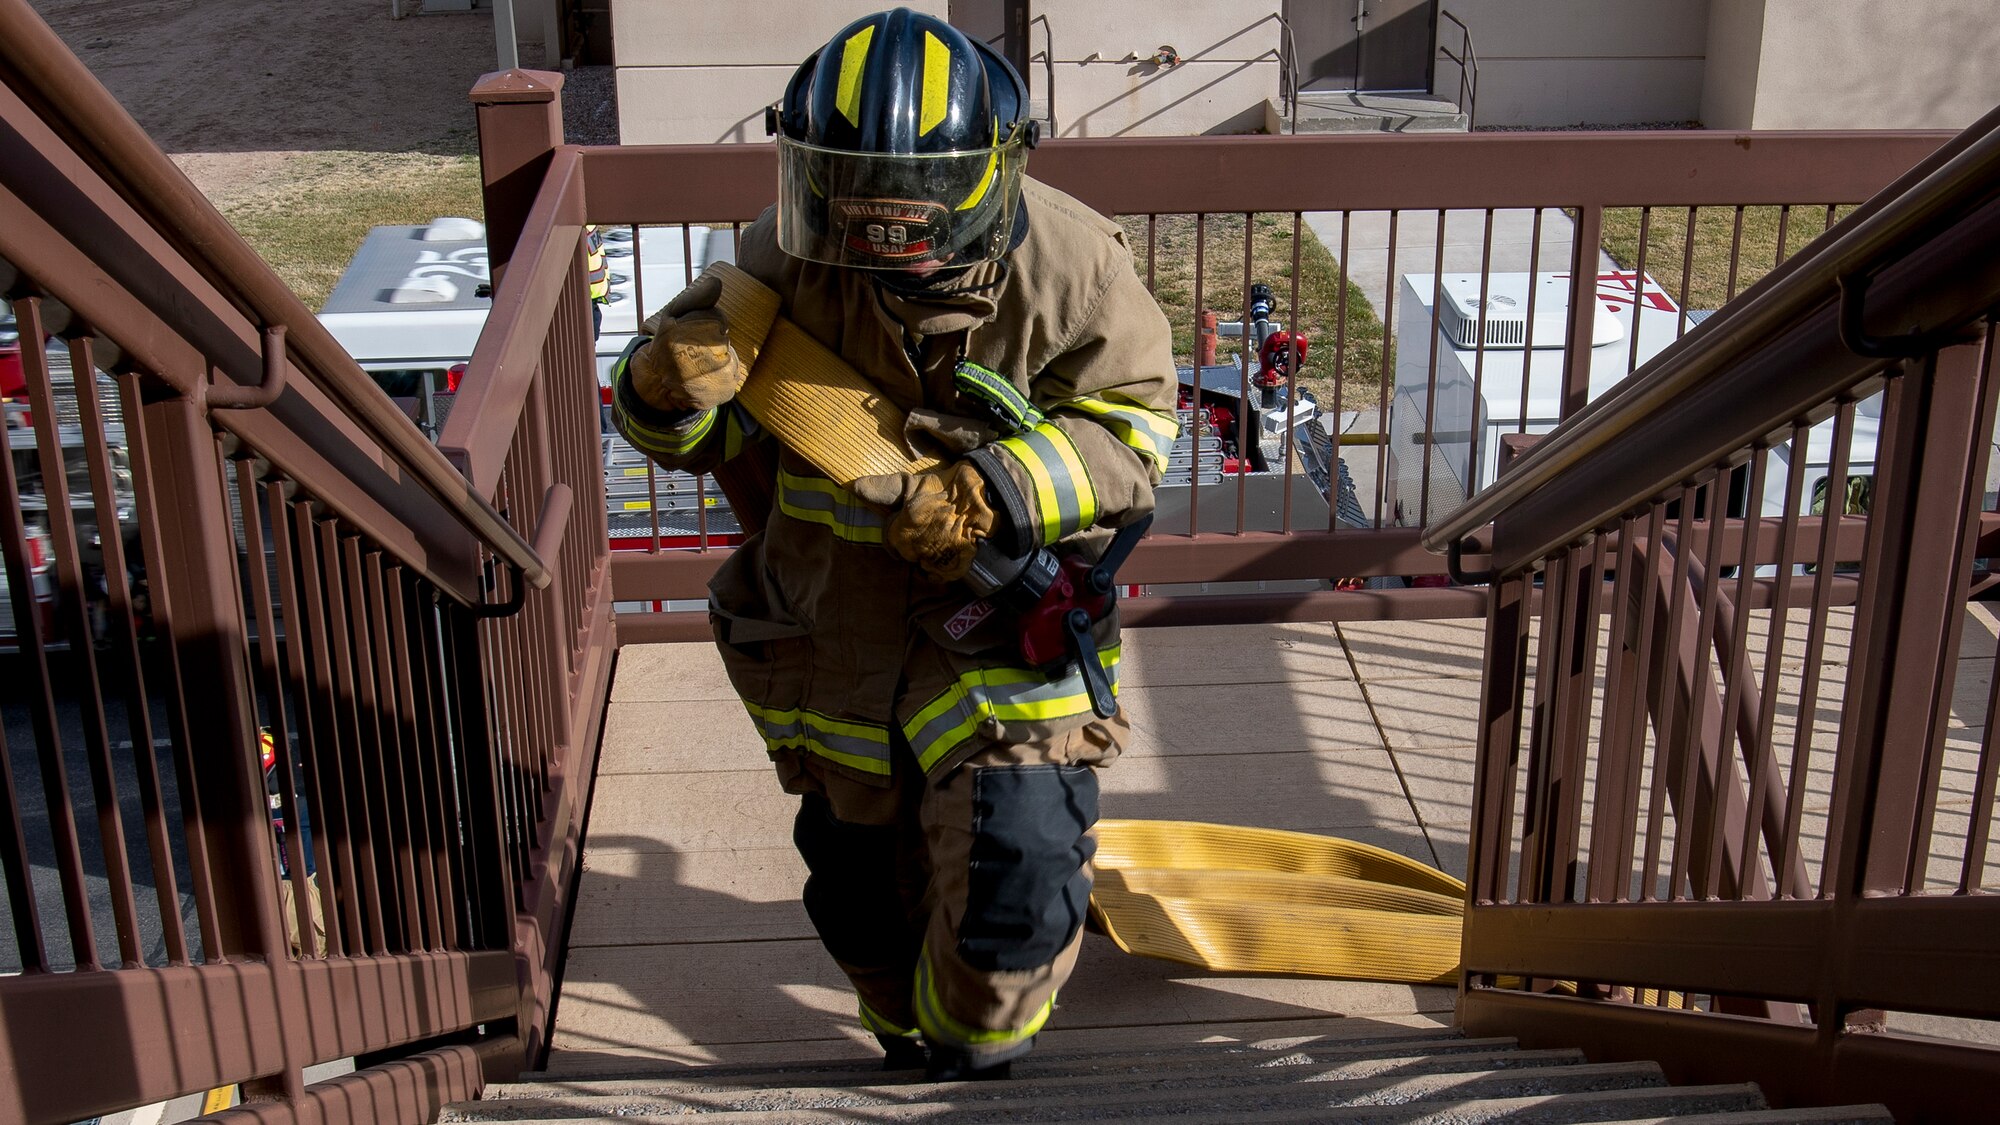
[915,946,1054,1049]
[619,402,716,458]
[1056,394,1179,473]
[901,645,1122,772]
[995,421,1098,544]
[776,469,887,544]
[743,701,892,775]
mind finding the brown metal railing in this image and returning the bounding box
[0,4,611,1123]
[1426,104,2000,1119]
[546,117,1943,639]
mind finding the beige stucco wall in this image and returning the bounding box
[612,0,1279,143]
[1032,1,1281,136]
[612,0,948,144]
[1735,0,2000,130]
[1697,0,1765,129]
[1433,0,1709,126]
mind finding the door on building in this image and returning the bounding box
[1288,0,1437,92]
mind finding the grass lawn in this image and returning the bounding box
[219,152,486,311]
[1118,213,1388,405]
[1599,204,1857,314]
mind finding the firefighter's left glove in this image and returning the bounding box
[627,274,744,413]
[876,462,998,582]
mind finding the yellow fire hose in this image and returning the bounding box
[1088,819,1467,985]
[699,261,944,485]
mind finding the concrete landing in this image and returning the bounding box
[550,606,2000,1072]
[552,622,1478,1072]
[1283,92,1469,134]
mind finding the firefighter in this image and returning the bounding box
[610,7,1177,1080]
[584,224,611,337]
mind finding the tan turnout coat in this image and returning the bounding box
[613,178,1180,783]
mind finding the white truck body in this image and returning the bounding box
[317,218,735,389]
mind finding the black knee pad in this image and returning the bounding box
[959,764,1100,972]
[794,795,913,968]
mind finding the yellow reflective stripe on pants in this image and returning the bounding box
[994,422,1098,544]
[860,998,919,1039]
[776,469,887,544]
[901,644,1122,773]
[743,701,893,775]
[915,946,1054,1050]
[1055,394,1179,473]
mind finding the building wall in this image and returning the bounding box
[1033,1,1281,136]
[1697,0,1765,130]
[611,0,948,144]
[1434,0,1709,126]
[1739,0,2000,130]
[612,0,1278,143]
[607,0,2000,144]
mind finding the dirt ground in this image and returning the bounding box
[35,0,499,202]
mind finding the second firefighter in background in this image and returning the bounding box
[610,7,1178,1079]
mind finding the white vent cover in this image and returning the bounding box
[421,217,486,243]
[1436,273,1624,350]
[388,276,459,304]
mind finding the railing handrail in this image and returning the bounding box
[0,0,549,592]
[1423,100,2000,563]
[1274,11,1302,134]
[576,130,1949,222]
[1438,9,1478,128]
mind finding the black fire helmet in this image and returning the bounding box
[768,8,1039,270]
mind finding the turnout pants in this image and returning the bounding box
[780,719,1122,1067]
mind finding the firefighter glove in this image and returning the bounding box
[883,461,998,582]
[628,274,745,413]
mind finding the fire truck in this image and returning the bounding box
[315,218,746,574]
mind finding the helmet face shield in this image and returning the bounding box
[776,135,1027,270]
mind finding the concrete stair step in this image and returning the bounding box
[477,1045,1577,1112]
[497,1033,1515,1096]
[1282,93,1469,134]
[1586,1110,1895,1125]
[446,1081,1775,1125]
[444,1060,1667,1121]
[526,1016,1460,1081]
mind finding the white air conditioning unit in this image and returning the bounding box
[1435,273,1624,350]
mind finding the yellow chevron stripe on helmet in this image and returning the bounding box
[921,30,952,136]
[835,24,876,127]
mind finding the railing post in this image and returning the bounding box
[1561,205,1605,419]
[471,68,566,292]
[1829,338,1993,895]
[1820,335,1993,1060]
[134,386,311,1102]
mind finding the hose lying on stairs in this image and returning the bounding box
[1088,819,1467,985]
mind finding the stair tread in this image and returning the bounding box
[494,1036,1524,1097]
[443,1060,1668,1121]
[483,1047,1584,1108]
[1583,1109,1895,1125]
[528,1015,1459,1080]
[445,1081,1769,1125]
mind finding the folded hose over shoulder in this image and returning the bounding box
[700,261,945,485]
[1088,819,1467,985]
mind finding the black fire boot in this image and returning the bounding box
[879,1035,929,1072]
[925,1047,1015,1083]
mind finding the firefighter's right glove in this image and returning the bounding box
[879,462,999,582]
[626,274,744,413]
